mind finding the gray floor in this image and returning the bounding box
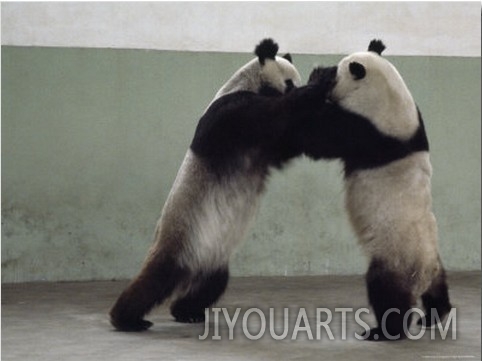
[2,272,480,361]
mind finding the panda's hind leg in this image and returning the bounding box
[110,255,187,332]
[364,258,414,341]
[418,264,452,327]
[170,267,229,323]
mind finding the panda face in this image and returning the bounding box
[260,56,302,95]
[331,51,419,140]
[213,39,301,102]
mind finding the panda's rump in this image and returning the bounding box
[183,175,263,271]
[345,152,433,236]
[144,150,209,263]
[345,152,440,293]
[151,150,264,272]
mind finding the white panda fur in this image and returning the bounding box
[213,55,301,101]
[345,152,440,296]
[110,38,306,331]
[157,150,264,273]
[333,51,419,140]
[305,40,452,341]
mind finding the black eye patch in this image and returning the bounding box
[349,62,366,80]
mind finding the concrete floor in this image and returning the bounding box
[2,272,480,361]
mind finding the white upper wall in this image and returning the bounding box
[2,2,480,57]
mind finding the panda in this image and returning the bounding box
[303,39,452,341]
[109,38,320,331]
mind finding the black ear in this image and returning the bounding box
[255,38,279,65]
[283,53,293,63]
[368,39,386,55]
[349,62,366,80]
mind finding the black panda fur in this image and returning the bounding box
[255,38,279,64]
[109,39,327,331]
[302,40,452,341]
[367,39,386,55]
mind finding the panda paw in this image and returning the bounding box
[417,307,452,327]
[110,317,153,332]
[172,310,206,324]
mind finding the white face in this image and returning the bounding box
[212,56,302,103]
[260,56,302,94]
[332,51,419,140]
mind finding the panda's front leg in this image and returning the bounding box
[363,258,414,341]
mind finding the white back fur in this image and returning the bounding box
[333,52,419,140]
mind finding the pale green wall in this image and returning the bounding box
[2,46,480,282]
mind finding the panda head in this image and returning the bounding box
[330,39,419,140]
[255,38,302,95]
[214,38,301,100]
